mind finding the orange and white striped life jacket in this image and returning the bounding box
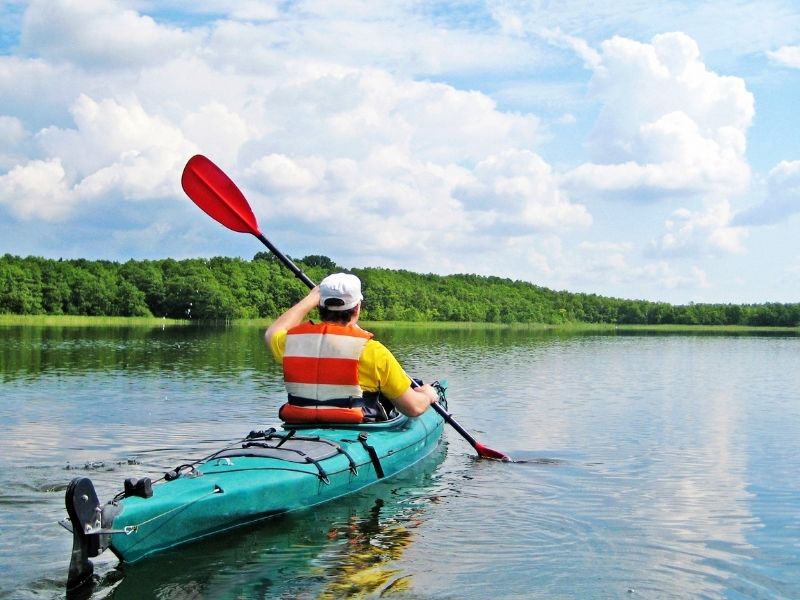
[282,322,373,414]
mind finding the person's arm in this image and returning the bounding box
[391,383,439,418]
[264,287,320,347]
[364,340,439,418]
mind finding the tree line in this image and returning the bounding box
[1,253,798,326]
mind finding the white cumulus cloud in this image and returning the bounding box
[565,32,754,201]
[21,0,197,69]
[649,199,748,257]
[736,160,800,225]
[0,94,197,221]
[454,149,592,234]
[0,158,73,220]
[37,95,193,181]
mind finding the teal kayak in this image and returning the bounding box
[63,382,447,591]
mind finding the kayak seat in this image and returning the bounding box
[280,392,398,425]
[279,403,364,425]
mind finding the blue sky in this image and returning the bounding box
[1,0,800,304]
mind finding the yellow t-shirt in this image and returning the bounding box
[269,326,411,400]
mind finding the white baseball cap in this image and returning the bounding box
[319,273,363,311]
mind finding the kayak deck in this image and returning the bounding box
[110,413,443,563]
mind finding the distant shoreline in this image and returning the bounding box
[0,314,188,327]
[3,255,798,327]
[2,314,797,333]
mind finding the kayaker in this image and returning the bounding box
[265,273,440,422]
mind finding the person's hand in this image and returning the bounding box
[417,384,439,405]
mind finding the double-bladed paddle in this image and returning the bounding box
[181,154,510,461]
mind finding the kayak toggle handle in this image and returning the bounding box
[164,464,200,481]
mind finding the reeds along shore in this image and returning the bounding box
[2,314,798,334]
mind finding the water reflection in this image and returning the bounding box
[0,323,279,382]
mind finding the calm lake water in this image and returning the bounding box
[1,324,799,599]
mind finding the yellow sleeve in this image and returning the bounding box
[358,339,411,400]
[268,328,287,364]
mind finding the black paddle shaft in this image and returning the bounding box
[255,233,315,289]
[431,402,477,445]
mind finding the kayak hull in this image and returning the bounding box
[109,410,444,563]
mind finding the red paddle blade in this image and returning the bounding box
[181,155,261,235]
[475,442,511,462]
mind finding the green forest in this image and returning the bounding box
[1,253,798,326]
